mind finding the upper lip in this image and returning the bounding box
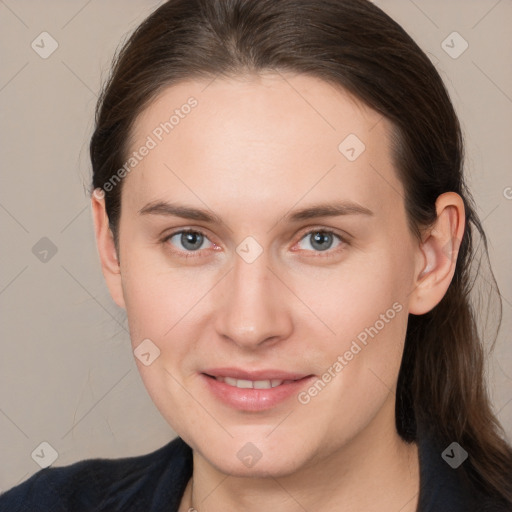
[202,368,313,381]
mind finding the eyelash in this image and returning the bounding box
[160,227,348,259]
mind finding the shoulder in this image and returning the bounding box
[416,426,512,512]
[0,436,193,512]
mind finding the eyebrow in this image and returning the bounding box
[138,200,374,223]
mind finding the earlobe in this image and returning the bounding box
[409,192,465,315]
[91,189,126,310]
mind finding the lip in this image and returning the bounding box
[200,368,315,412]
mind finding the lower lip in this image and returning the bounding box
[200,373,315,412]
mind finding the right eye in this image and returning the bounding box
[162,229,216,258]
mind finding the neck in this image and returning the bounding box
[179,403,420,512]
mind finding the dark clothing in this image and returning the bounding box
[1,430,510,511]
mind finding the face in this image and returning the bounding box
[102,73,426,477]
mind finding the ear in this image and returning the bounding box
[408,192,465,315]
[91,189,126,310]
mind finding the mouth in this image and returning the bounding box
[200,368,315,411]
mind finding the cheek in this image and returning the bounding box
[294,250,410,404]
[295,252,406,339]
[294,256,409,426]
[121,274,172,344]
[119,245,198,336]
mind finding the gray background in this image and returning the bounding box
[1,0,511,492]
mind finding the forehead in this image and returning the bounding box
[125,73,403,222]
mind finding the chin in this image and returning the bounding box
[196,439,313,479]
[212,456,305,479]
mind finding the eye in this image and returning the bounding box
[163,229,215,257]
[295,229,346,255]
[162,227,348,259]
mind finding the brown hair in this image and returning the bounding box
[90,0,512,503]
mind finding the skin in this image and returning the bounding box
[92,73,465,512]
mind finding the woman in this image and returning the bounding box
[2,0,511,510]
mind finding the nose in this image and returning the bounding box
[213,245,293,350]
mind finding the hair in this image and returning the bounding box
[90,0,512,504]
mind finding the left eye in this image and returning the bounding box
[296,230,344,253]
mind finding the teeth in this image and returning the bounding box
[235,378,253,389]
[216,376,287,389]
